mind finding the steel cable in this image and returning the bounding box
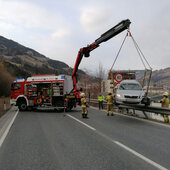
[110,33,128,71]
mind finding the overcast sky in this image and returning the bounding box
[0,0,170,74]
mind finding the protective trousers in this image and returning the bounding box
[82,105,87,114]
[163,115,169,123]
[107,104,113,115]
[99,101,103,110]
[161,97,169,123]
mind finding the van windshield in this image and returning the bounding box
[119,83,142,90]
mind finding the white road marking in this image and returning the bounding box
[0,110,19,148]
[113,140,168,170]
[67,112,167,170]
[67,114,96,131]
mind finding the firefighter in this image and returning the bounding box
[106,91,114,116]
[98,93,104,110]
[80,93,88,118]
[160,92,169,123]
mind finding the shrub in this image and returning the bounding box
[0,61,13,97]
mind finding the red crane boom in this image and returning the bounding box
[72,19,131,99]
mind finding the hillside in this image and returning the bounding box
[0,35,82,78]
[151,68,170,87]
[136,68,170,88]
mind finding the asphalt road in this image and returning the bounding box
[0,107,170,170]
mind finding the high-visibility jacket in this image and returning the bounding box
[106,95,114,104]
[81,98,87,108]
[161,96,169,108]
[98,95,104,102]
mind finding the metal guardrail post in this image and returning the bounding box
[142,111,148,119]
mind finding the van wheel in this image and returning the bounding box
[18,102,27,111]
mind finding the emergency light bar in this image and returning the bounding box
[14,78,25,82]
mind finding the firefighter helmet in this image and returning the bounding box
[108,91,112,94]
[163,92,169,96]
[80,93,85,97]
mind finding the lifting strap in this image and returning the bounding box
[142,69,147,88]
[131,35,151,69]
[110,33,128,71]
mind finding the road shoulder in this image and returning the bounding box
[0,106,18,147]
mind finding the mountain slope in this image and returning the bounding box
[0,35,76,78]
[136,68,170,88]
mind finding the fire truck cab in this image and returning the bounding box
[10,74,76,111]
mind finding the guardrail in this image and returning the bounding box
[87,98,170,120]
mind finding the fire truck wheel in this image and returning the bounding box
[18,102,27,111]
[66,106,73,111]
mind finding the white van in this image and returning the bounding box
[115,80,145,104]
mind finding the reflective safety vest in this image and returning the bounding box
[161,97,169,108]
[81,98,87,107]
[98,95,104,101]
[106,95,114,104]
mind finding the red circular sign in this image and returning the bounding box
[115,73,123,83]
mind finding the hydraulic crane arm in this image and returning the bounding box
[72,19,131,92]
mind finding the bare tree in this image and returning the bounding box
[96,62,105,93]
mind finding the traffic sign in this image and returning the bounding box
[115,73,123,83]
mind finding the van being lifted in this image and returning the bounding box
[10,74,76,111]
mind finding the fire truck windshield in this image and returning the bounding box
[11,83,21,91]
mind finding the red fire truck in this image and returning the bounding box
[10,19,131,111]
[10,74,76,111]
